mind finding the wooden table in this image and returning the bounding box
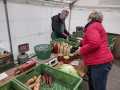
[0,67,16,85]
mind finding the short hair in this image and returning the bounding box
[88,10,103,22]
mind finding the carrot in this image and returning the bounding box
[28,83,35,89]
[15,70,21,75]
[33,75,41,90]
[48,76,53,87]
[44,73,48,84]
[41,75,45,85]
[33,82,40,90]
[26,78,35,85]
[33,76,37,81]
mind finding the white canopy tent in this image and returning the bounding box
[0,0,120,61]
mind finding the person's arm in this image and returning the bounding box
[64,29,70,36]
[51,17,67,38]
[80,28,101,55]
[64,24,70,35]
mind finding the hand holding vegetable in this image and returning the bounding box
[76,37,83,43]
[74,47,81,55]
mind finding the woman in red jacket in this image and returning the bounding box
[76,11,113,90]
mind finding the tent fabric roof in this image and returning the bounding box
[43,0,120,6]
[3,0,120,8]
[6,0,120,5]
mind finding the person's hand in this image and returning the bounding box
[74,47,81,55]
[76,37,83,43]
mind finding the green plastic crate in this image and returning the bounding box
[108,33,115,45]
[34,44,52,60]
[15,64,83,90]
[0,80,28,90]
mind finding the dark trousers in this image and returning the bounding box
[87,62,112,90]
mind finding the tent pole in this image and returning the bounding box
[3,0,14,63]
[68,6,72,32]
[68,0,79,32]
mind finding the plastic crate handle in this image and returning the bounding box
[25,69,34,75]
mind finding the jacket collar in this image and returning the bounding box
[84,20,101,32]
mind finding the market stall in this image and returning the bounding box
[0,35,87,90]
[0,0,120,90]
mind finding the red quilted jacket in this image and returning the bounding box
[80,21,113,65]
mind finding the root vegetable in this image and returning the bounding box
[26,76,37,85]
[44,74,49,84]
[48,76,53,87]
[33,82,40,90]
[28,83,35,89]
[26,78,35,85]
[41,75,45,85]
[15,69,21,75]
[33,75,41,90]
[33,76,37,81]
[64,56,70,60]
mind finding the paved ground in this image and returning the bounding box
[107,60,120,90]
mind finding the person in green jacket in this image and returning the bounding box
[51,10,70,40]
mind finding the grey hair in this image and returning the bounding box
[61,9,69,14]
[88,10,103,22]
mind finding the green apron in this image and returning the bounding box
[51,24,65,40]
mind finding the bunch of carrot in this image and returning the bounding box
[26,73,53,90]
[26,75,41,90]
